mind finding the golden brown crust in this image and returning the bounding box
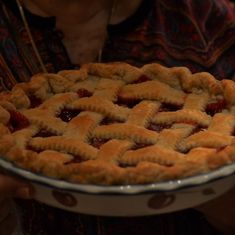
[221,79,235,105]
[0,62,235,185]
[118,80,186,105]
[152,110,211,126]
[68,96,130,121]
[183,93,209,110]
[82,62,143,83]
[93,123,159,145]
[58,68,88,82]
[64,111,103,142]
[142,63,191,89]
[29,136,98,160]
[0,106,10,125]
[126,101,160,127]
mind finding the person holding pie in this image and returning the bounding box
[0,0,235,235]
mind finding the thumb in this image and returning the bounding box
[0,174,33,199]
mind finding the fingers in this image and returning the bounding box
[0,174,33,235]
[0,174,33,199]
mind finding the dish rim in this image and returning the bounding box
[1,157,235,195]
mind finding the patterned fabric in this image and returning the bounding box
[0,0,71,91]
[103,0,235,80]
[0,0,235,234]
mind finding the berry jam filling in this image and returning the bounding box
[148,123,172,132]
[100,117,123,125]
[133,75,151,84]
[116,97,139,108]
[58,109,80,122]
[205,99,227,116]
[179,148,190,154]
[77,89,92,98]
[28,95,42,108]
[91,138,109,149]
[232,128,235,136]
[118,162,135,168]
[7,110,30,132]
[131,143,152,150]
[159,103,183,112]
[34,129,56,138]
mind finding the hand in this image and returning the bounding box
[0,174,33,235]
[196,186,235,235]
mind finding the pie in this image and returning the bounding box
[0,62,235,185]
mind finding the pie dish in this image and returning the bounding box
[1,157,235,216]
[1,62,235,186]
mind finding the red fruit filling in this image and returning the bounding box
[34,129,56,138]
[100,117,123,125]
[28,95,42,108]
[7,110,30,132]
[58,109,80,122]
[159,103,183,112]
[232,128,235,136]
[179,148,190,154]
[91,138,109,149]
[118,162,134,168]
[205,99,227,116]
[77,89,92,98]
[148,123,172,132]
[116,97,139,108]
[131,143,152,150]
[133,75,151,84]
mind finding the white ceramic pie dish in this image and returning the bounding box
[0,157,235,216]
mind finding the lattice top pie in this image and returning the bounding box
[0,62,235,185]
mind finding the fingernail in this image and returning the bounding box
[15,187,31,199]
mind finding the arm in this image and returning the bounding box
[0,174,33,235]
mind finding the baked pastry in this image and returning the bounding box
[0,62,235,185]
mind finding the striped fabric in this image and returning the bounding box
[103,0,235,80]
[0,0,71,91]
